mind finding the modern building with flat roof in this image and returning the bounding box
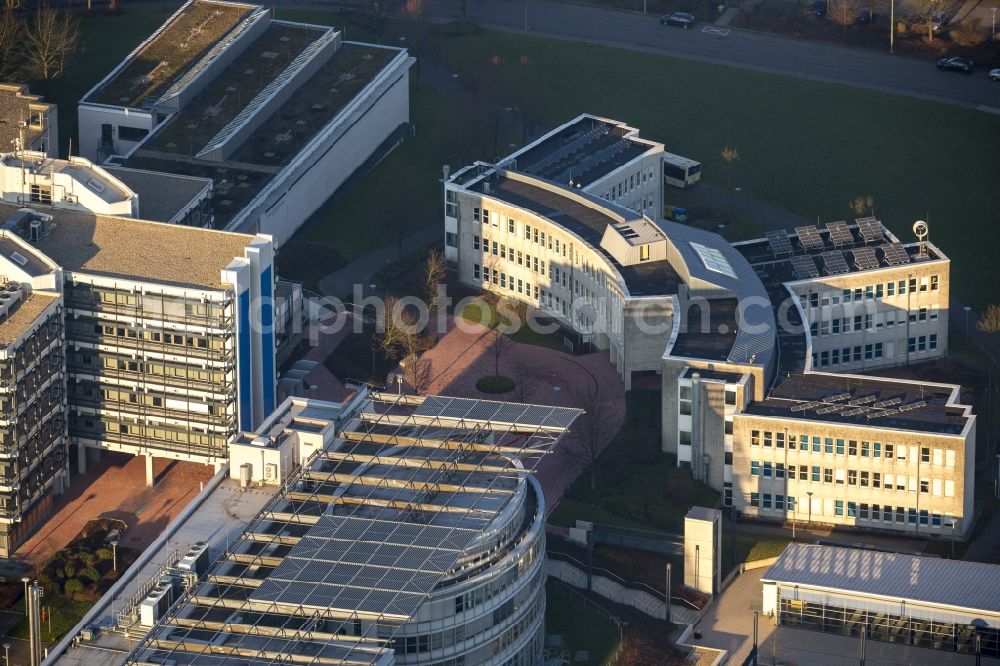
[0,202,278,485]
[445,117,975,538]
[79,0,413,244]
[0,150,214,226]
[762,543,1000,659]
[0,83,57,157]
[48,387,580,666]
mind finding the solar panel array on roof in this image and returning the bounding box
[881,242,911,266]
[795,225,825,250]
[820,250,850,275]
[766,229,792,255]
[826,221,854,247]
[852,246,880,271]
[415,395,579,429]
[791,254,819,280]
[857,217,884,243]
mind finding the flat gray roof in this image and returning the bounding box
[0,290,58,347]
[105,166,211,223]
[0,202,254,290]
[764,543,1000,615]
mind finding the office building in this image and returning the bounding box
[446,119,975,536]
[0,202,277,484]
[78,0,413,244]
[48,387,580,666]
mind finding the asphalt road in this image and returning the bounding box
[419,0,1000,112]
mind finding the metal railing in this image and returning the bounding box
[549,578,624,666]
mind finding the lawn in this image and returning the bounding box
[459,298,570,353]
[18,8,1000,311]
[544,581,622,665]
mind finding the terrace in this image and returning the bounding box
[89,1,255,108]
[143,23,325,156]
[230,43,397,167]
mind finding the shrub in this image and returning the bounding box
[80,552,97,567]
[80,567,101,584]
[63,578,85,598]
[63,564,76,579]
[475,375,514,394]
[95,547,113,561]
[55,568,65,580]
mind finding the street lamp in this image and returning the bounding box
[992,7,997,40]
[806,491,813,527]
[949,519,957,558]
[395,373,403,395]
[964,305,972,338]
[111,538,119,572]
[4,641,10,666]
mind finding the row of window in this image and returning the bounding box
[812,343,884,368]
[749,462,957,496]
[751,493,952,527]
[750,433,956,467]
[598,166,656,203]
[809,308,938,337]
[802,276,939,309]
[473,264,538,301]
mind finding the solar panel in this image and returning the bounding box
[849,395,877,406]
[857,217,884,243]
[795,225,825,250]
[826,221,854,247]
[766,229,793,255]
[820,250,850,275]
[873,397,902,408]
[825,392,851,402]
[852,246,880,271]
[790,402,809,412]
[881,242,911,266]
[790,254,819,280]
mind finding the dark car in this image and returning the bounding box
[936,56,975,73]
[809,0,827,15]
[856,8,873,23]
[661,11,696,28]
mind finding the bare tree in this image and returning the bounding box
[423,248,446,310]
[4,0,22,11]
[400,334,433,395]
[510,360,537,403]
[372,0,390,35]
[0,9,23,81]
[850,195,875,218]
[486,297,524,377]
[977,304,1000,334]
[401,0,427,89]
[23,7,80,84]
[720,146,740,225]
[561,386,618,491]
[828,0,863,27]
[377,296,409,361]
[910,0,962,41]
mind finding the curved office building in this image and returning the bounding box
[120,391,578,666]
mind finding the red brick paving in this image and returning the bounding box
[16,452,215,572]
[412,316,627,508]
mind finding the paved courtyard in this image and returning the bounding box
[417,316,627,508]
[16,452,215,571]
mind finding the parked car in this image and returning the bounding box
[660,11,696,28]
[809,0,827,16]
[856,8,873,23]
[990,68,1000,81]
[936,57,975,74]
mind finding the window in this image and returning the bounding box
[725,420,733,435]
[848,502,857,518]
[776,463,786,479]
[776,432,785,449]
[885,443,894,459]
[848,440,857,456]
[930,334,938,350]
[824,438,833,454]
[750,492,759,508]
[811,466,820,482]
[473,235,480,251]
[509,218,515,233]
[118,125,148,142]
[762,494,772,509]
[873,472,881,488]
[824,468,833,483]
[445,232,457,248]
[836,439,845,455]
[764,432,773,448]
[725,389,736,405]
[920,479,929,494]
[473,264,480,279]
[689,242,737,278]
[640,244,650,262]
[445,189,458,217]
[763,462,773,478]
[835,500,844,517]
[725,451,733,465]
[812,436,821,453]
[751,430,760,446]
[775,495,785,511]
[788,434,797,450]
[930,275,939,290]
[921,447,930,463]
[861,441,870,457]
[860,504,869,520]
[848,470,857,485]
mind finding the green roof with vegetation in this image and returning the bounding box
[89,1,255,108]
